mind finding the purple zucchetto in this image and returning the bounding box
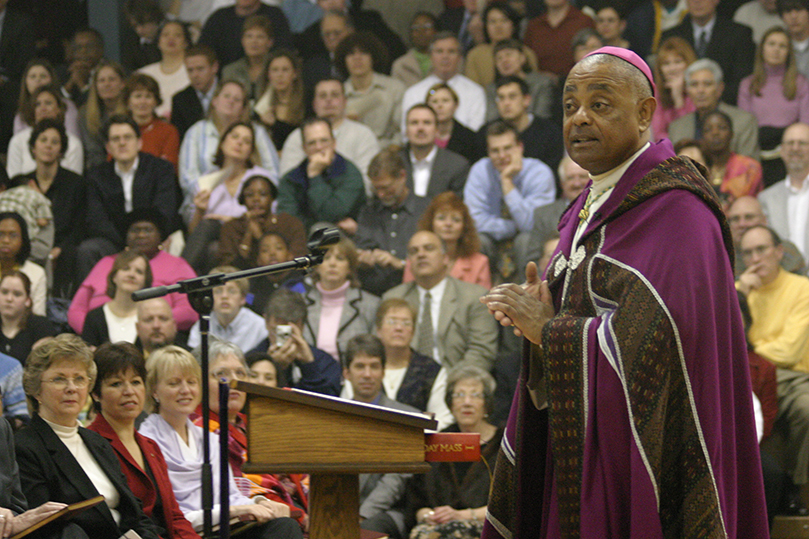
[582,46,656,95]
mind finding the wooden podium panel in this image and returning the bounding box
[234,382,438,539]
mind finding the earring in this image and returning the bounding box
[153,396,160,404]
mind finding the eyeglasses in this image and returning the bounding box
[741,244,774,260]
[211,368,248,381]
[43,376,91,389]
[451,391,485,401]
[384,318,414,328]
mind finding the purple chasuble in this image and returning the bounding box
[483,140,769,539]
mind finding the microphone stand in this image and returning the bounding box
[132,227,340,539]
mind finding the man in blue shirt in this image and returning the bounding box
[463,120,556,281]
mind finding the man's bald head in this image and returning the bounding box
[136,298,177,353]
[577,53,654,101]
[727,196,766,244]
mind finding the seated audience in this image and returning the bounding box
[485,76,563,176]
[778,0,809,80]
[523,0,595,80]
[0,271,56,365]
[736,225,809,496]
[171,45,219,140]
[181,121,276,274]
[190,340,307,526]
[403,192,491,289]
[0,213,45,316]
[252,288,342,396]
[758,121,809,259]
[135,298,184,357]
[11,118,86,296]
[124,73,181,170]
[301,10,353,91]
[221,15,275,104]
[401,104,470,199]
[302,237,380,361]
[342,298,453,429]
[651,37,697,142]
[199,0,292,68]
[0,350,28,425]
[739,27,809,186]
[179,79,279,206]
[87,342,200,539]
[246,352,284,387]
[279,79,380,194]
[245,231,307,316]
[465,121,556,281]
[121,0,163,72]
[484,39,556,125]
[734,0,784,44]
[16,334,161,539]
[277,117,365,231]
[139,345,301,537]
[401,33,486,135]
[337,31,405,147]
[660,0,755,105]
[0,406,66,536]
[526,155,588,266]
[254,49,306,151]
[425,83,482,165]
[14,58,79,137]
[218,174,306,269]
[391,12,437,88]
[69,209,197,334]
[406,365,501,539]
[79,114,179,278]
[464,3,539,88]
[82,250,153,348]
[701,110,764,209]
[79,60,127,169]
[7,87,84,177]
[187,266,268,352]
[727,195,806,278]
[138,21,191,120]
[383,231,498,371]
[354,148,431,296]
[342,334,419,539]
[0,181,54,267]
[669,59,760,159]
[61,28,106,109]
[594,6,629,48]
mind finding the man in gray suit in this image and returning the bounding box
[343,334,420,539]
[401,104,470,198]
[668,59,759,159]
[383,231,498,372]
[525,155,589,265]
[759,122,809,260]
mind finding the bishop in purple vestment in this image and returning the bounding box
[481,47,769,539]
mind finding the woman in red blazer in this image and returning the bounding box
[88,342,200,539]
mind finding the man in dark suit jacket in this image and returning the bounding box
[660,0,755,105]
[171,44,219,139]
[199,0,292,67]
[77,115,179,281]
[402,104,470,199]
[15,414,160,539]
[0,1,34,150]
[295,0,406,67]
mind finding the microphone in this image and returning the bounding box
[307,226,341,254]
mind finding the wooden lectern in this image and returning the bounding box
[235,382,438,539]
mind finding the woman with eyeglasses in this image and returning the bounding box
[190,340,307,528]
[406,365,501,539]
[15,334,161,539]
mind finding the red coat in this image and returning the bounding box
[88,413,200,539]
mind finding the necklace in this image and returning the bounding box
[578,185,614,222]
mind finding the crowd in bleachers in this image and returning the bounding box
[0,0,809,536]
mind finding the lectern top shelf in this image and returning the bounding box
[233,381,439,431]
